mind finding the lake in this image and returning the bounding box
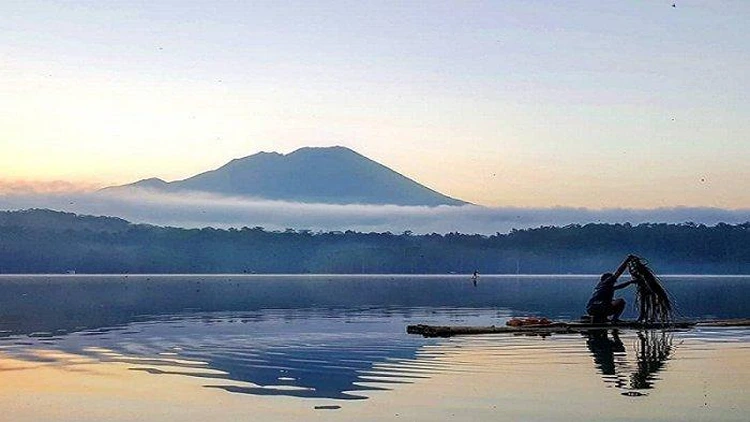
[0,275,748,421]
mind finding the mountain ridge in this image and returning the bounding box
[105,146,467,206]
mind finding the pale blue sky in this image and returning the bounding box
[2,1,748,208]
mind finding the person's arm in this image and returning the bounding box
[611,255,633,280]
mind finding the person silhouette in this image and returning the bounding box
[586,255,639,323]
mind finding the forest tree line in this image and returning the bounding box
[1,209,749,274]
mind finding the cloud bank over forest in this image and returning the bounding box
[1,189,749,234]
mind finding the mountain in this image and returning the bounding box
[105,146,467,206]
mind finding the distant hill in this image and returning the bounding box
[1,209,749,274]
[0,208,131,233]
[104,146,467,206]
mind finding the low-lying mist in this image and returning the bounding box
[1,189,749,234]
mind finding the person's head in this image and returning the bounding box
[600,273,613,282]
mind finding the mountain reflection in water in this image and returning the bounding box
[0,309,461,400]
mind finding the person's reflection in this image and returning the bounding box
[583,329,673,395]
[585,329,628,389]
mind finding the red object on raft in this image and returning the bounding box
[506,317,552,327]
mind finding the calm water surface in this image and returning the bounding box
[0,275,748,421]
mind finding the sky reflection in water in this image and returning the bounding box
[2,308,748,402]
[0,275,749,404]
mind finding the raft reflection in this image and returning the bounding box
[584,329,673,395]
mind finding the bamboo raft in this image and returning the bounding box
[406,319,750,338]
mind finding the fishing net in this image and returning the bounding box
[628,256,674,322]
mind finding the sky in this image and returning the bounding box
[2,0,749,210]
